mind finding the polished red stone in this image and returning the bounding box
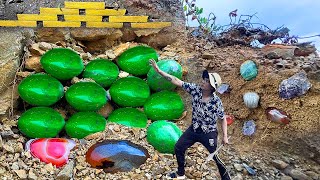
[266,107,291,125]
[86,140,149,173]
[226,115,234,126]
[26,138,76,167]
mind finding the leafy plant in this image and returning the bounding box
[182,0,221,36]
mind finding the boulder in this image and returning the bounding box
[36,28,68,43]
[0,86,19,115]
[0,28,33,115]
[70,29,123,53]
[0,28,29,93]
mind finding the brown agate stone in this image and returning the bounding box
[86,140,149,173]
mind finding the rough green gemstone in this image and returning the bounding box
[83,59,119,88]
[147,60,183,92]
[18,74,64,106]
[107,108,147,128]
[144,91,184,121]
[117,46,159,76]
[147,120,182,154]
[65,82,107,111]
[18,107,65,138]
[65,112,106,139]
[40,48,84,80]
[240,60,258,81]
[109,76,150,107]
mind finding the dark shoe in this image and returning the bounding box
[165,172,186,179]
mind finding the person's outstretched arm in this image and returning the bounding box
[149,59,184,87]
[221,116,229,145]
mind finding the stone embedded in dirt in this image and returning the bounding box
[109,76,150,107]
[272,159,289,169]
[65,82,107,111]
[279,71,311,99]
[294,44,317,56]
[38,42,53,51]
[28,169,38,180]
[234,163,243,171]
[14,169,27,179]
[284,168,309,180]
[18,107,65,138]
[86,140,149,173]
[97,102,114,118]
[266,107,291,125]
[217,83,231,94]
[242,163,256,175]
[29,43,45,56]
[144,91,184,121]
[243,92,260,109]
[225,115,235,126]
[82,59,119,88]
[262,44,298,59]
[105,50,116,59]
[107,108,148,128]
[146,120,182,154]
[113,42,138,57]
[118,71,130,78]
[80,52,92,60]
[240,60,258,81]
[40,48,84,80]
[56,160,75,180]
[18,73,64,106]
[26,138,76,167]
[305,171,319,180]
[117,46,159,76]
[65,112,106,139]
[25,56,42,72]
[201,53,215,59]
[242,120,256,136]
[147,60,183,92]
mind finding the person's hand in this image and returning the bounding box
[222,135,229,145]
[149,59,160,72]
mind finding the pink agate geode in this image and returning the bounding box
[25,138,76,167]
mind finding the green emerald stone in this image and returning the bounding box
[147,60,183,92]
[18,74,64,106]
[146,120,182,154]
[82,59,119,88]
[40,48,84,80]
[18,107,65,138]
[107,108,147,128]
[65,82,107,111]
[65,112,106,139]
[240,60,258,81]
[109,76,150,107]
[117,46,159,76]
[144,91,184,121]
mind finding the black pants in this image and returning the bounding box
[175,126,231,180]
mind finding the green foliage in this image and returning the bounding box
[182,0,221,36]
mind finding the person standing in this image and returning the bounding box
[149,59,231,180]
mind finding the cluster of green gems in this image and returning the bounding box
[18,45,185,154]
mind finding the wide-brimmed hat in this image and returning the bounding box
[202,70,222,89]
[209,72,222,89]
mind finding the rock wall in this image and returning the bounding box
[0,28,33,115]
[0,0,185,52]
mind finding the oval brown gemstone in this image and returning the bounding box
[86,140,149,173]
